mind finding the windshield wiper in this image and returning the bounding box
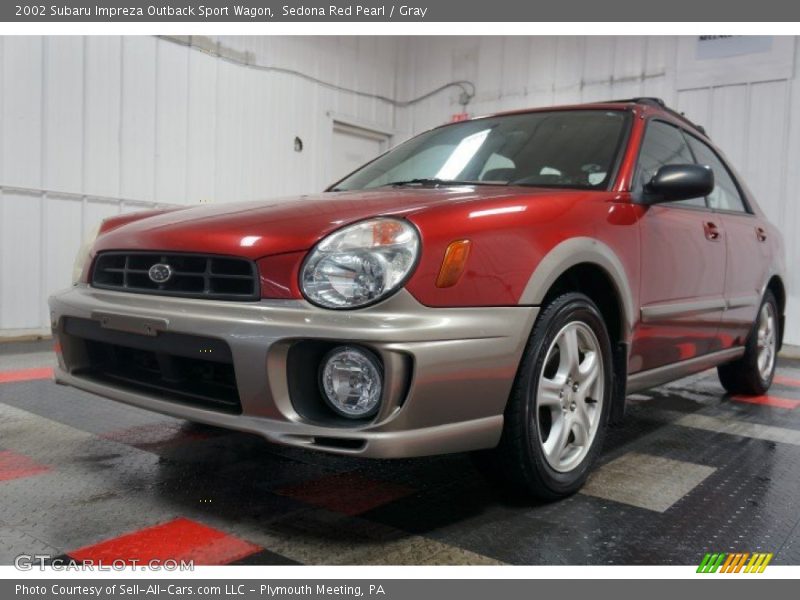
[382,178,502,187]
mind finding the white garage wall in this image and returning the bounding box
[0,35,401,336]
[2,35,798,347]
[395,36,800,347]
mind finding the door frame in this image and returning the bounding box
[328,112,395,143]
[332,121,392,149]
[328,115,394,186]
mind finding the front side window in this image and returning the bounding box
[685,136,748,213]
[332,110,630,191]
[635,120,705,208]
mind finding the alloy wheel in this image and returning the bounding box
[535,321,605,473]
[756,301,777,381]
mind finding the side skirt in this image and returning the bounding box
[626,346,745,394]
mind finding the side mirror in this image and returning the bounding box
[643,164,714,204]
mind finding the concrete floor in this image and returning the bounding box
[1,339,800,565]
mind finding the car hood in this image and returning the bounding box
[94,186,567,259]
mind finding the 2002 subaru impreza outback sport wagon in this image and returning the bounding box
[49,98,786,499]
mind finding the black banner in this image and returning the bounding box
[3,0,800,22]
[5,579,800,599]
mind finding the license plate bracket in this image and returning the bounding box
[91,311,169,336]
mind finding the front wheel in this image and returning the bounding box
[718,290,779,396]
[487,292,613,500]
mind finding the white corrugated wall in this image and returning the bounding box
[0,35,401,336]
[395,36,800,347]
[1,35,798,347]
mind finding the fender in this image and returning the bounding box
[758,268,787,351]
[518,237,636,343]
[758,268,786,304]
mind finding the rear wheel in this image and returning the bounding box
[718,290,779,396]
[484,292,613,500]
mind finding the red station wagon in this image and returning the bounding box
[49,98,786,499]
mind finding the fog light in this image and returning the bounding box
[319,346,382,418]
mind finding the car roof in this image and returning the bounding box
[464,97,709,140]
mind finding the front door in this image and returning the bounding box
[631,120,727,373]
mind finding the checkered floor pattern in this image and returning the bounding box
[2,339,800,565]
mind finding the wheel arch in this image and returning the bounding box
[540,264,625,347]
[518,238,635,425]
[519,237,635,344]
[765,274,786,351]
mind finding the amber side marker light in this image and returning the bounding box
[436,240,472,288]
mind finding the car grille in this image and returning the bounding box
[91,251,259,301]
[64,317,241,414]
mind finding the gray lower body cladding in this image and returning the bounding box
[48,285,538,458]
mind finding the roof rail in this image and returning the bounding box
[603,97,707,137]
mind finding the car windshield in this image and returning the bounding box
[332,109,630,192]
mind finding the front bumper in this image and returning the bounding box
[48,285,537,458]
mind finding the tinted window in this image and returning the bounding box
[686,136,748,213]
[333,110,630,191]
[636,120,705,208]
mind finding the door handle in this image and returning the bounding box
[756,227,768,242]
[704,221,721,241]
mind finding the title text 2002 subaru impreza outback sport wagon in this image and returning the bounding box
[50,97,786,500]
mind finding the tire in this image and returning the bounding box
[483,292,614,500]
[717,290,779,396]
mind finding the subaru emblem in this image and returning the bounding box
[148,263,173,284]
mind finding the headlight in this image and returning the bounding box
[71,222,102,284]
[301,218,420,309]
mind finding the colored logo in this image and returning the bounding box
[697,552,773,573]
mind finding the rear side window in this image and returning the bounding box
[635,121,705,208]
[685,136,748,213]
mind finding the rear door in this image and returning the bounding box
[684,135,769,348]
[632,120,727,372]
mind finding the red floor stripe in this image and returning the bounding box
[68,517,261,566]
[0,367,54,384]
[0,450,52,482]
[732,394,800,409]
[774,375,800,388]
